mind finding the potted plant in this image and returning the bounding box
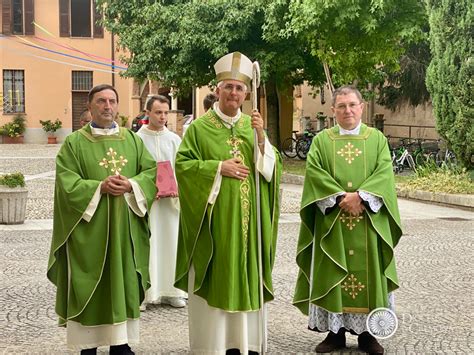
[117,114,129,127]
[1,114,26,144]
[40,119,62,144]
[0,172,28,224]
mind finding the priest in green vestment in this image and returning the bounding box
[174,52,281,354]
[47,84,157,355]
[293,86,402,355]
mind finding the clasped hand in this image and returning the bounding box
[338,192,365,216]
[221,158,250,181]
[100,174,132,196]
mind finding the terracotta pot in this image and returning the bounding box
[47,136,58,144]
[3,135,24,144]
[0,186,28,224]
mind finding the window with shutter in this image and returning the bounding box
[2,0,12,35]
[92,0,103,38]
[58,0,103,38]
[59,0,69,37]
[1,0,34,35]
[24,0,34,35]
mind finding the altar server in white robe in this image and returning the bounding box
[137,94,187,309]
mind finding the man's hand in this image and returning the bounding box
[221,158,250,180]
[339,192,365,215]
[100,174,132,196]
[251,110,265,154]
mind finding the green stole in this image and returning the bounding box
[47,126,157,326]
[175,109,282,311]
[293,124,402,315]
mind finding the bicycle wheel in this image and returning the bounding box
[425,152,438,165]
[435,151,443,167]
[281,137,297,158]
[445,151,457,167]
[407,154,416,171]
[296,139,309,160]
[414,152,426,166]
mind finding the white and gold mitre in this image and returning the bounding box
[214,52,253,87]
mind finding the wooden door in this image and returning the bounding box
[72,92,89,131]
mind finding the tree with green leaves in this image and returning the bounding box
[99,0,426,144]
[98,0,325,145]
[377,37,432,111]
[425,0,473,168]
[265,0,427,88]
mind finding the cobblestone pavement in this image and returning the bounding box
[1,144,473,354]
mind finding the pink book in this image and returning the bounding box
[156,160,178,198]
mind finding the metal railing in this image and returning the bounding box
[378,123,438,141]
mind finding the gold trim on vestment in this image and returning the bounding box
[227,136,243,158]
[99,147,128,175]
[237,116,245,128]
[223,127,251,256]
[337,142,362,164]
[340,212,363,230]
[342,307,370,314]
[341,274,366,299]
[208,114,223,129]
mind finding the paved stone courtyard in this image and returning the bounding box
[1,145,473,354]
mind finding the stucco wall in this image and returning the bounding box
[297,83,439,141]
[1,0,133,143]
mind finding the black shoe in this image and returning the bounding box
[226,349,240,355]
[110,343,135,355]
[81,348,97,355]
[315,328,346,353]
[358,332,384,354]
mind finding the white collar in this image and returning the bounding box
[90,124,120,137]
[139,125,169,136]
[339,121,362,135]
[213,102,241,127]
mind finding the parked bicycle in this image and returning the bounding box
[411,138,438,166]
[390,138,416,173]
[434,140,457,167]
[281,130,298,158]
[281,129,318,160]
[388,137,441,173]
[295,130,318,160]
[394,148,416,173]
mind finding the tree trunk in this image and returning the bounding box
[265,78,280,147]
[277,81,294,145]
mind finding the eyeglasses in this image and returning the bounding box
[334,102,362,111]
[221,84,246,93]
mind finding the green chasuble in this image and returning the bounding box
[47,126,157,326]
[174,109,282,311]
[293,124,402,315]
